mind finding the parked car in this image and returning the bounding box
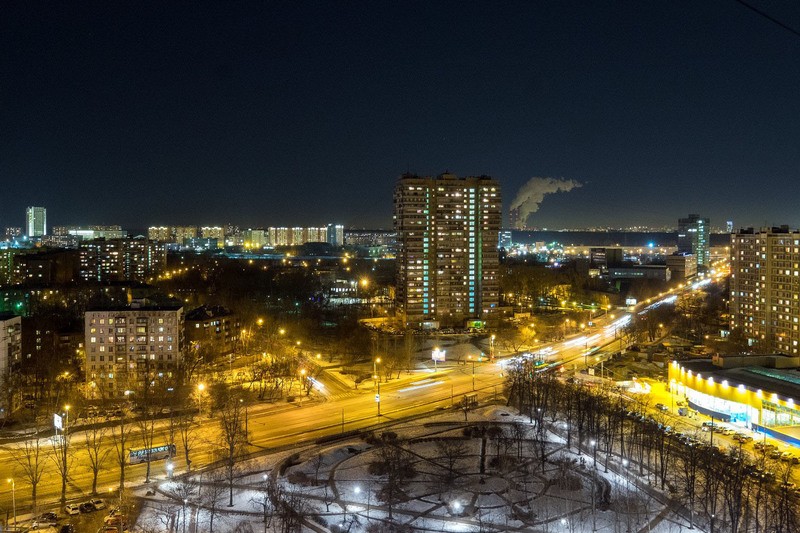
[32,511,59,528]
[90,498,107,510]
[781,452,800,464]
[79,502,96,513]
[654,403,669,412]
[59,526,75,533]
[64,504,80,516]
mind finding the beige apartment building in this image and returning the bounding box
[730,226,800,354]
[394,172,501,326]
[85,302,184,399]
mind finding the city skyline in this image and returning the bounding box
[3,2,800,230]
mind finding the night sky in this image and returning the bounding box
[2,1,799,230]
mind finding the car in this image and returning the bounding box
[32,511,59,528]
[59,526,75,533]
[79,502,96,513]
[90,498,107,510]
[733,433,753,443]
[64,504,80,516]
[781,481,797,491]
[781,452,800,464]
[104,508,126,525]
[769,449,783,459]
[655,403,669,412]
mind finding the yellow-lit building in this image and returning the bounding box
[669,355,800,444]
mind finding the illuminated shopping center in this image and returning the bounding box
[669,355,800,445]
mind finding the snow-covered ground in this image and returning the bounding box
[131,407,697,532]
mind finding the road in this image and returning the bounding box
[0,359,508,518]
[0,271,727,520]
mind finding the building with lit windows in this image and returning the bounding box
[730,226,800,354]
[394,172,501,326]
[84,301,184,398]
[200,226,225,247]
[25,206,47,237]
[147,226,171,242]
[0,313,21,417]
[185,305,240,355]
[677,214,710,269]
[327,224,344,246]
[669,355,800,445]
[79,238,166,282]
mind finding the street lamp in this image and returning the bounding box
[197,383,207,417]
[7,478,15,528]
[183,498,188,533]
[373,357,381,385]
[468,355,475,391]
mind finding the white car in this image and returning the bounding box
[90,498,107,510]
[65,504,80,515]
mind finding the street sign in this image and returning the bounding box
[432,349,446,362]
[375,394,380,402]
[53,413,63,430]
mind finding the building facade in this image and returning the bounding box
[730,226,800,354]
[394,172,501,326]
[666,252,697,280]
[0,313,22,417]
[79,238,166,282]
[26,206,47,237]
[327,224,344,246]
[185,305,240,354]
[678,214,710,269]
[85,302,184,398]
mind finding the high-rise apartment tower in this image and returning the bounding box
[730,226,800,354]
[25,206,47,237]
[394,172,501,326]
[678,214,710,269]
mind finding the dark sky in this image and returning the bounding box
[2,1,799,230]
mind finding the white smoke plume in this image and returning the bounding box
[510,177,583,228]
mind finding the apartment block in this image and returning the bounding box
[730,226,800,354]
[394,172,501,326]
[678,214,710,269]
[85,302,184,398]
[79,238,166,282]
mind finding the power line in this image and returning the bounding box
[733,0,800,39]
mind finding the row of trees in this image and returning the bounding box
[505,363,800,532]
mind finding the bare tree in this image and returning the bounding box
[12,431,47,508]
[83,417,111,494]
[50,419,73,503]
[110,409,132,491]
[202,469,227,533]
[218,391,249,506]
[250,475,276,533]
[177,410,198,471]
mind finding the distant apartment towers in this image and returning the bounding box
[147,224,344,248]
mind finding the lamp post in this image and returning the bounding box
[7,478,15,528]
[590,439,597,532]
[376,381,381,417]
[468,355,476,391]
[490,334,496,360]
[373,357,381,386]
[182,498,188,533]
[197,383,207,417]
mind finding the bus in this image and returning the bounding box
[129,444,176,465]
